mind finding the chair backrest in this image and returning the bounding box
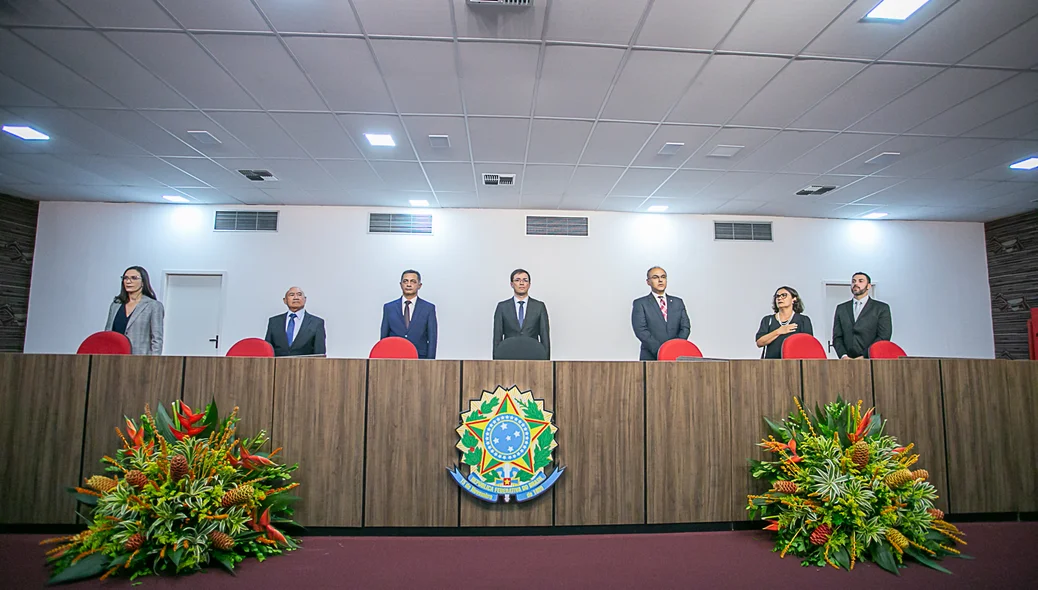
[77,331,132,355]
[370,336,419,359]
[494,336,548,361]
[226,338,275,358]
[657,339,703,361]
[781,333,827,359]
[1030,309,1038,361]
[869,340,907,359]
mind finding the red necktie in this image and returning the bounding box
[658,296,668,321]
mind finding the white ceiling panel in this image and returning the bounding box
[123,156,214,186]
[667,54,787,125]
[804,0,952,59]
[713,200,765,214]
[475,163,522,199]
[459,42,539,117]
[969,163,1038,183]
[681,127,780,170]
[601,50,707,122]
[719,0,853,54]
[964,101,1038,139]
[0,0,84,26]
[271,113,362,159]
[792,64,939,131]
[735,173,820,202]
[423,162,476,193]
[142,110,256,158]
[168,188,245,204]
[521,165,574,196]
[580,122,656,166]
[730,60,865,128]
[337,114,417,161]
[910,73,1038,137]
[453,0,547,41]
[928,140,1038,180]
[879,138,1002,178]
[371,40,461,114]
[159,0,269,31]
[351,0,453,37]
[7,107,148,156]
[520,194,564,209]
[109,32,258,110]
[205,112,309,158]
[162,157,246,188]
[285,37,393,113]
[598,196,645,212]
[435,191,480,208]
[637,0,751,49]
[653,169,724,198]
[783,132,890,175]
[526,119,594,165]
[255,0,361,34]
[566,166,625,196]
[534,45,624,119]
[694,171,771,200]
[631,125,716,167]
[401,116,471,162]
[885,0,1038,64]
[610,167,673,196]
[827,135,943,175]
[751,201,843,219]
[63,0,179,28]
[196,34,326,110]
[851,68,1014,133]
[468,117,529,163]
[262,158,348,190]
[0,155,72,184]
[558,194,606,209]
[961,16,1038,69]
[815,176,903,204]
[732,130,835,172]
[0,30,119,108]
[545,0,649,44]
[856,179,997,207]
[214,187,278,205]
[648,197,730,214]
[73,109,199,158]
[317,159,386,191]
[0,72,55,107]
[297,190,364,207]
[5,153,122,185]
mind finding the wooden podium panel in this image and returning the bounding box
[83,356,183,482]
[459,360,554,527]
[554,362,644,526]
[183,356,274,439]
[0,354,88,523]
[729,360,801,520]
[646,361,732,523]
[871,359,948,513]
[365,360,460,527]
[1003,361,1038,512]
[272,358,366,527]
[801,359,874,409]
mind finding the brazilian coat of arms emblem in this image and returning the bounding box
[448,385,564,503]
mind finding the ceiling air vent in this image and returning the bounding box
[237,169,278,182]
[214,211,278,232]
[369,213,433,235]
[796,185,836,196]
[526,215,588,237]
[483,173,515,186]
[714,221,772,242]
[468,0,532,6]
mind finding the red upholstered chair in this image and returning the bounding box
[657,339,703,361]
[77,331,132,355]
[369,337,419,359]
[226,338,274,358]
[1029,309,1038,361]
[869,340,907,359]
[781,333,827,359]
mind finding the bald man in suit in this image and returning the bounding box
[632,266,691,360]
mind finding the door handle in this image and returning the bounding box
[827,340,834,352]
[209,335,219,349]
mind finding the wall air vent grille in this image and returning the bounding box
[368,213,433,235]
[526,215,589,237]
[714,221,771,241]
[214,211,278,232]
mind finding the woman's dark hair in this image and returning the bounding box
[116,266,157,304]
[771,286,804,314]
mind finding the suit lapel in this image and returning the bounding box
[649,294,666,324]
[292,313,311,349]
[125,298,148,331]
[857,299,874,324]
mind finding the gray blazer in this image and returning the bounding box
[632,293,691,360]
[493,297,550,359]
[105,295,165,355]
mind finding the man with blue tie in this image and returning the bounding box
[493,268,550,359]
[380,270,438,359]
[631,266,691,360]
[264,286,327,357]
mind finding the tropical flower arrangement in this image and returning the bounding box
[747,397,969,575]
[41,401,301,584]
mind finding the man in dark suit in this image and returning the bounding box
[632,266,691,360]
[832,272,892,359]
[493,268,550,359]
[380,269,437,359]
[264,286,327,357]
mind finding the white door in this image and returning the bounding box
[163,274,224,356]
[820,282,878,358]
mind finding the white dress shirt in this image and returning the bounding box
[852,295,869,321]
[513,295,529,322]
[285,308,306,342]
[402,296,418,317]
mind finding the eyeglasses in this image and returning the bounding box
[774,293,790,299]
[121,275,142,281]
[512,278,530,284]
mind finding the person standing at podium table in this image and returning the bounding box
[493,269,550,359]
[264,286,326,357]
[380,269,438,359]
[631,266,691,360]
[755,286,813,359]
[832,272,892,359]
[105,266,164,355]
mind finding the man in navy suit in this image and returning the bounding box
[631,266,691,360]
[380,269,438,359]
[264,286,326,357]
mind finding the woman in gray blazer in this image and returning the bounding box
[105,266,164,355]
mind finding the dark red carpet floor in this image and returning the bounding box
[3,523,1036,589]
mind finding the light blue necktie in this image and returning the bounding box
[517,301,525,329]
[287,313,297,346]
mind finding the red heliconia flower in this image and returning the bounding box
[177,401,206,425]
[169,401,207,440]
[892,446,907,454]
[849,408,875,443]
[169,423,206,441]
[786,438,803,463]
[249,507,287,545]
[125,418,145,448]
[238,442,275,470]
[763,519,780,532]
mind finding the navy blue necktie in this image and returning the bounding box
[287,313,297,346]
[517,301,525,329]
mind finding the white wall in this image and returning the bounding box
[25,202,995,360]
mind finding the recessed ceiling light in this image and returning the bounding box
[863,0,931,21]
[428,135,450,148]
[864,151,901,166]
[187,130,221,145]
[707,145,744,158]
[862,212,888,219]
[647,205,668,213]
[365,133,395,147]
[2,125,49,140]
[1009,157,1038,170]
[162,195,190,203]
[409,199,430,207]
[657,142,684,156]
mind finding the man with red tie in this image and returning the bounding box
[631,266,691,360]
[380,269,438,359]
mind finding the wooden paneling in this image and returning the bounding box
[272,358,366,527]
[183,357,274,439]
[801,359,873,409]
[0,194,38,352]
[871,359,949,513]
[729,360,801,521]
[459,361,554,527]
[645,361,731,523]
[554,362,644,526]
[83,356,184,481]
[0,354,88,523]
[985,211,1038,360]
[1003,361,1038,512]
[365,360,460,527]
